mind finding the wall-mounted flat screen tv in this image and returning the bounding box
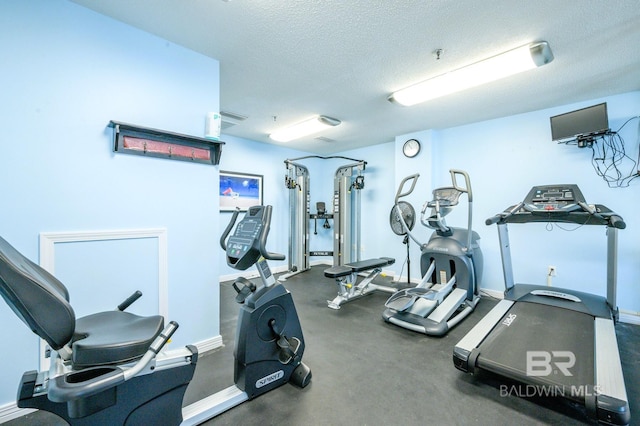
[550,102,609,141]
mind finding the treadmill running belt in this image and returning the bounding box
[476,301,595,403]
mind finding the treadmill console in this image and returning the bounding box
[522,184,585,214]
[485,184,625,228]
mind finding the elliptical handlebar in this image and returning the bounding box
[393,170,476,253]
[393,174,425,248]
[449,169,473,202]
[449,169,474,253]
[395,173,420,204]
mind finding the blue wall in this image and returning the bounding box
[216,135,308,278]
[437,93,640,308]
[1,0,639,412]
[246,100,640,321]
[0,0,221,405]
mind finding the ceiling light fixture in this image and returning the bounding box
[269,115,341,142]
[389,41,554,106]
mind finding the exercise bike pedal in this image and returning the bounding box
[232,277,257,304]
[277,335,301,365]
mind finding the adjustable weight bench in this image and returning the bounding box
[324,257,396,309]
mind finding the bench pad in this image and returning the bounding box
[324,257,395,278]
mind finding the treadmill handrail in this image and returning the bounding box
[486,203,624,228]
[486,202,524,226]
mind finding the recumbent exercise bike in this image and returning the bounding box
[0,204,310,425]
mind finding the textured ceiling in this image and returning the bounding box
[71,0,640,154]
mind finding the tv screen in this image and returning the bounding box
[550,103,609,141]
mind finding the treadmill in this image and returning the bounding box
[453,184,630,425]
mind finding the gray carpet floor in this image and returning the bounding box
[6,265,640,425]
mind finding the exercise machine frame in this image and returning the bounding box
[324,257,396,309]
[453,184,630,425]
[382,170,482,336]
[283,156,366,279]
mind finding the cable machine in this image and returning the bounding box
[283,156,366,279]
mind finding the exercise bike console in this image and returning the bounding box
[221,205,285,271]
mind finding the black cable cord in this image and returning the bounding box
[559,116,639,187]
[588,124,639,187]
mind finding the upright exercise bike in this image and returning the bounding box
[218,205,312,398]
[0,204,310,425]
[383,169,483,336]
[183,204,312,423]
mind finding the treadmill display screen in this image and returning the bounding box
[523,184,585,213]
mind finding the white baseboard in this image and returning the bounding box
[619,310,640,325]
[393,275,420,285]
[188,335,224,354]
[479,288,504,300]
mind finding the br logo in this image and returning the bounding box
[526,351,576,377]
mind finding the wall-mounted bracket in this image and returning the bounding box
[110,121,224,165]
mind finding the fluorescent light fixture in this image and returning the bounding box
[269,115,341,142]
[389,41,554,106]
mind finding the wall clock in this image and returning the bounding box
[402,138,421,158]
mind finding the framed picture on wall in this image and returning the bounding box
[219,171,263,212]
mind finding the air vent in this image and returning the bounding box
[220,110,248,130]
[315,136,336,143]
[220,111,248,122]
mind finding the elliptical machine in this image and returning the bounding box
[383,169,483,336]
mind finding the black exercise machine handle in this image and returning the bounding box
[485,215,502,226]
[117,290,142,311]
[149,321,179,354]
[486,202,524,225]
[609,214,626,229]
[220,208,241,251]
[578,202,626,229]
[259,205,285,261]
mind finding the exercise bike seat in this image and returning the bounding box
[0,236,164,369]
[72,311,164,368]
